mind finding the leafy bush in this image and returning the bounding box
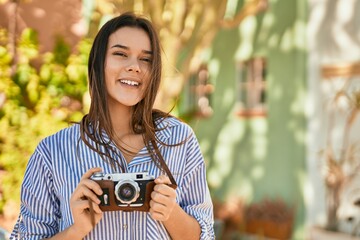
[0,28,91,212]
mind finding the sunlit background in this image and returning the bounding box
[1,0,360,239]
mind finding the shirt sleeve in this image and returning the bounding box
[11,141,60,240]
[179,130,215,240]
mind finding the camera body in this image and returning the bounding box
[91,172,156,212]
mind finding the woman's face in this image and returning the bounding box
[104,27,152,109]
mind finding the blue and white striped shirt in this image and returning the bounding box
[11,117,214,239]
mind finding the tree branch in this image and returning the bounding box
[220,0,268,29]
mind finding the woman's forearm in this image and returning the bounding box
[163,204,201,240]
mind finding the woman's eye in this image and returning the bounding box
[141,58,152,63]
[113,52,127,57]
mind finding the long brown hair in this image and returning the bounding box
[80,12,171,170]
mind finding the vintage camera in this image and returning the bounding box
[91,172,156,212]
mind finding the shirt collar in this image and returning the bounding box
[154,117,173,143]
[91,117,174,145]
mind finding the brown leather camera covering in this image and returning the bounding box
[96,180,176,212]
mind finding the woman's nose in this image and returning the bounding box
[126,58,141,73]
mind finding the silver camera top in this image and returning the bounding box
[91,172,105,179]
[91,172,155,181]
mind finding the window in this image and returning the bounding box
[179,64,214,120]
[236,57,267,117]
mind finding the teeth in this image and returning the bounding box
[120,80,139,86]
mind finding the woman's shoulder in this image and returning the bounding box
[29,123,80,159]
[155,116,195,143]
[157,115,192,132]
[41,123,80,144]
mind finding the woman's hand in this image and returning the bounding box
[69,167,104,237]
[150,176,201,240]
[149,175,177,221]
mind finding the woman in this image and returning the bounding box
[10,12,214,239]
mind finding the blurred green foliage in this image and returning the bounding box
[0,27,92,212]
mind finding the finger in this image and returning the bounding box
[153,184,176,197]
[91,201,103,214]
[88,199,96,228]
[149,209,165,218]
[149,208,168,221]
[81,179,103,195]
[88,200,104,227]
[72,199,102,214]
[151,191,168,203]
[81,188,101,204]
[75,178,103,196]
[72,182,102,201]
[81,167,102,181]
[71,184,103,205]
[154,175,171,184]
[151,190,173,204]
[150,199,167,213]
[72,199,93,211]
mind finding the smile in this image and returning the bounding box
[120,79,140,86]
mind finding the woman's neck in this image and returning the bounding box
[108,103,133,136]
[108,104,145,163]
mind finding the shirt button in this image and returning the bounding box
[123,224,128,230]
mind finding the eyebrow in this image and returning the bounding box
[110,44,152,55]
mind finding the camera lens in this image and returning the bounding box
[114,180,140,204]
[119,183,135,200]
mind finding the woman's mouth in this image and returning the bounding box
[119,79,140,86]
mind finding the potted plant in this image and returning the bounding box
[244,198,295,240]
[213,198,246,239]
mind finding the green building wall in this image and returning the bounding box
[189,0,308,238]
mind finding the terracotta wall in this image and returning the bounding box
[0,0,85,53]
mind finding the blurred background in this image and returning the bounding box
[1,0,360,239]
